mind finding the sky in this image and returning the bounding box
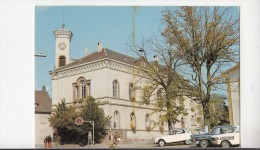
[35,6,239,97]
[35,6,168,95]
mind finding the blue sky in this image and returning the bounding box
[35,6,239,97]
[35,6,172,95]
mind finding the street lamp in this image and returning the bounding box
[138,49,144,52]
[35,53,46,57]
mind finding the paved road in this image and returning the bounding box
[48,143,198,149]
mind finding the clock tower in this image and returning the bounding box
[53,23,73,68]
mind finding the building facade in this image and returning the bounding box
[35,86,53,147]
[223,64,240,126]
[49,25,203,143]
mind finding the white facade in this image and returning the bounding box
[49,25,203,143]
[35,114,53,148]
[225,64,240,126]
[35,87,53,147]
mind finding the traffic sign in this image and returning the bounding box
[75,117,84,125]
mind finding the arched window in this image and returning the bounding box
[73,78,91,100]
[113,80,120,98]
[129,83,135,101]
[145,114,151,128]
[113,111,120,129]
[59,56,66,67]
[130,112,136,129]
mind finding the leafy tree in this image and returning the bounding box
[48,97,110,145]
[48,99,80,144]
[79,96,111,144]
[129,37,188,130]
[208,93,230,128]
[161,6,239,127]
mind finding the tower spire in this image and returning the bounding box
[62,10,65,28]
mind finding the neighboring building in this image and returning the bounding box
[49,24,203,143]
[35,86,53,147]
[222,64,240,126]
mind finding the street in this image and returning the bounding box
[48,143,200,149]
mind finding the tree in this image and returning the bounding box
[129,34,188,131]
[48,99,80,144]
[48,97,111,145]
[161,6,239,127]
[208,93,230,128]
[80,96,111,144]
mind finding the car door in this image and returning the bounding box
[164,130,178,143]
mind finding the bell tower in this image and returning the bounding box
[53,23,73,68]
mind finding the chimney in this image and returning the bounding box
[97,42,103,52]
[153,55,160,62]
[84,48,88,56]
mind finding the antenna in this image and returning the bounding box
[62,10,65,28]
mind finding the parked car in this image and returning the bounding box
[210,126,240,148]
[193,128,205,135]
[154,128,192,147]
[191,126,240,148]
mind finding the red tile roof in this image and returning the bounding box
[56,48,137,71]
[35,88,52,113]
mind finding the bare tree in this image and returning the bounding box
[161,6,239,127]
[129,37,188,131]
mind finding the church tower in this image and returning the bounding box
[53,23,73,68]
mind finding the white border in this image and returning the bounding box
[0,0,260,148]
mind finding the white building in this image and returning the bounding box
[49,24,203,143]
[35,86,53,147]
[223,64,240,126]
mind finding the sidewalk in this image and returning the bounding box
[50,143,155,149]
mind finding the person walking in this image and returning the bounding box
[113,132,120,146]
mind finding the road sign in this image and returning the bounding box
[75,117,83,125]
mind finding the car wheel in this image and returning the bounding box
[221,140,230,148]
[199,140,209,148]
[184,140,191,145]
[158,139,165,147]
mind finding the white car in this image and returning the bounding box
[154,128,192,147]
[210,126,240,148]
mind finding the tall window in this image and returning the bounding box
[59,56,66,67]
[129,83,135,101]
[73,78,91,100]
[143,86,151,104]
[145,114,151,128]
[181,117,185,128]
[80,80,86,98]
[157,88,163,100]
[113,80,119,98]
[130,112,136,129]
[113,111,120,129]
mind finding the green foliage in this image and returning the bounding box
[80,96,111,144]
[48,97,111,145]
[161,6,239,127]
[209,93,230,128]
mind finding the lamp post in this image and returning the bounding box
[35,53,46,57]
[75,117,95,145]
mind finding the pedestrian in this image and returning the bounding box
[113,132,120,146]
[44,136,48,148]
[47,135,52,148]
